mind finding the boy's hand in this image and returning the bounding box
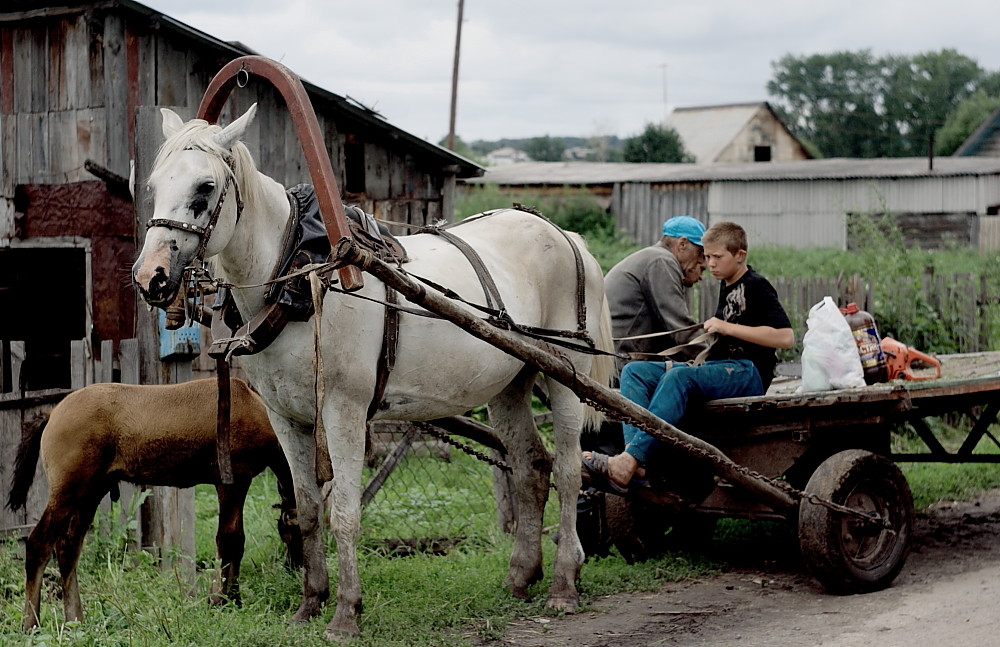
[703,317,729,335]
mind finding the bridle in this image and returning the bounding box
[145,151,244,265]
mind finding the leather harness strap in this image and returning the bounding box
[426,227,507,316]
[425,206,592,343]
[367,284,399,419]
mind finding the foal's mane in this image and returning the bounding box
[153,119,267,209]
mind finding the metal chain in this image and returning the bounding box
[414,422,512,473]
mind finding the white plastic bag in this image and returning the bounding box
[800,296,866,391]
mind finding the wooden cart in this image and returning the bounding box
[601,351,1000,594]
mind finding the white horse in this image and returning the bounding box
[132,104,614,639]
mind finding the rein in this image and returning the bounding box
[616,323,717,366]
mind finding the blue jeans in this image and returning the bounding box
[619,359,763,465]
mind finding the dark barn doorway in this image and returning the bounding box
[0,247,87,391]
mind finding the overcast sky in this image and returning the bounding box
[142,0,1000,144]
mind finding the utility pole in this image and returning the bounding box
[447,0,464,150]
[660,63,669,122]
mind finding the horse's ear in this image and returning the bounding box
[161,108,185,139]
[214,103,258,151]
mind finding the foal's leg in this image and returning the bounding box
[22,503,71,630]
[540,376,586,611]
[269,415,329,624]
[211,480,251,605]
[270,456,304,570]
[488,367,551,600]
[54,492,104,624]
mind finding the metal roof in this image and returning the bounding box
[1,0,483,179]
[462,157,1000,187]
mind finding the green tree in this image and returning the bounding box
[934,90,1000,155]
[622,123,692,163]
[523,135,566,161]
[883,49,983,155]
[768,49,994,158]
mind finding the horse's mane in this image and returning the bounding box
[152,119,267,209]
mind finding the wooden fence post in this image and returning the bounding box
[134,105,196,581]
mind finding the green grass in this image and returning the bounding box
[4,418,1000,646]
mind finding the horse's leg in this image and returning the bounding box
[269,415,330,625]
[270,454,304,570]
[210,480,250,606]
[489,366,551,600]
[54,491,103,624]
[321,398,368,640]
[540,376,586,612]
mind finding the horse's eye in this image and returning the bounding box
[190,181,215,217]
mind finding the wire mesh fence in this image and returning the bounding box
[359,422,507,551]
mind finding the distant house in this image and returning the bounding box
[954,105,1000,157]
[665,102,811,164]
[485,147,530,165]
[461,158,1000,252]
[564,146,594,161]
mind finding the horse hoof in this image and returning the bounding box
[509,585,531,600]
[545,594,579,614]
[325,619,360,641]
[291,600,323,624]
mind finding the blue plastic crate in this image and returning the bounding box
[158,309,202,360]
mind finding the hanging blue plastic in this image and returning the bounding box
[158,309,202,360]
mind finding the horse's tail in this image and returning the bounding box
[582,291,616,432]
[7,412,48,512]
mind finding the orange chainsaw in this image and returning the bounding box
[880,337,941,381]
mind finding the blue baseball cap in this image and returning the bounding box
[662,216,705,247]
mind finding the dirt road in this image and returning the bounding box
[491,490,1000,647]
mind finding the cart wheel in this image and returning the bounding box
[798,449,913,594]
[605,495,715,563]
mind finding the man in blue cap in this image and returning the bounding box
[584,221,792,496]
[574,216,707,555]
[604,215,708,370]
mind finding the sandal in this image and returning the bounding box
[581,452,647,496]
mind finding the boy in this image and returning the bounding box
[583,221,794,493]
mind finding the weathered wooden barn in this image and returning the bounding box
[1,0,481,392]
[462,157,1000,251]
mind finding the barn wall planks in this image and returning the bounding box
[2,4,474,226]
